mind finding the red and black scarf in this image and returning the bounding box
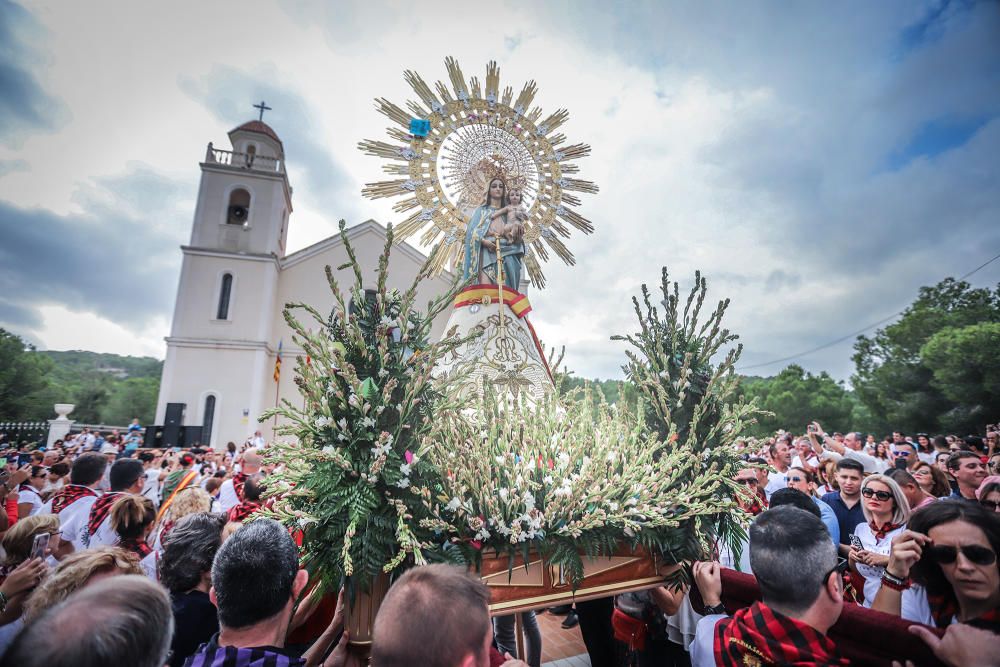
[714,601,849,667]
[232,471,248,502]
[119,537,152,559]
[869,521,901,541]
[87,492,123,536]
[228,500,261,523]
[50,484,98,515]
[926,593,1000,633]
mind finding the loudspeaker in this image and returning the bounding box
[161,425,181,448]
[144,426,162,448]
[181,426,203,448]
[164,403,185,427]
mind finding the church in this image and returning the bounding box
[153,115,452,449]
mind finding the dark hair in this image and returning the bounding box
[3,575,172,667]
[787,466,815,485]
[886,468,917,487]
[109,459,145,492]
[908,500,1000,606]
[243,474,265,502]
[70,453,107,486]
[29,465,46,479]
[964,436,986,453]
[768,488,822,519]
[835,458,865,475]
[932,435,949,451]
[49,461,70,477]
[749,506,836,614]
[138,451,156,463]
[373,564,491,667]
[204,477,224,495]
[227,441,237,454]
[211,519,299,629]
[745,456,768,468]
[947,450,981,471]
[482,177,508,208]
[109,496,155,541]
[158,513,226,593]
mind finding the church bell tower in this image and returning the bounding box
[155,104,292,448]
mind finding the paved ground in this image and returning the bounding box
[535,609,590,665]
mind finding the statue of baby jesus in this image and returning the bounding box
[482,188,527,291]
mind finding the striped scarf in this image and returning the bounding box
[227,501,261,524]
[87,491,123,536]
[119,537,152,559]
[50,484,97,515]
[927,592,1000,633]
[714,601,848,667]
[869,521,901,541]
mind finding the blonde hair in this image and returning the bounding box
[110,495,155,540]
[1,514,59,566]
[166,486,212,523]
[861,474,911,525]
[23,546,143,621]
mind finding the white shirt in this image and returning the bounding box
[764,470,786,500]
[141,469,161,508]
[853,521,926,621]
[17,486,44,516]
[42,491,100,552]
[690,614,728,667]
[791,455,820,469]
[217,478,239,512]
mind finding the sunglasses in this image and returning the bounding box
[736,478,759,486]
[823,557,850,585]
[891,450,912,457]
[926,544,997,566]
[787,476,806,483]
[862,488,893,501]
[982,500,1000,512]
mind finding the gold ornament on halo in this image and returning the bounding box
[358,57,598,289]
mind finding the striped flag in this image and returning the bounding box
[273,339,283,383]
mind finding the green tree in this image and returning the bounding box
[0,329,55,421]
[100,376,159,425]
[920,322,1000,428]
[740,364,856,438]
[852,278,1000,434]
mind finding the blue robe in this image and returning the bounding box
[462,206,524,293]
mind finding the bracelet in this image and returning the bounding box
[881,570,911,591]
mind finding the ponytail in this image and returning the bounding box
[109,495,155,540]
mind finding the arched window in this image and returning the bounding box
[245,144,256,168]
[227,188,251,225]
[217,273,233,320]
[202,395,216,446]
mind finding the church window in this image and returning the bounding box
[227,188,251,225]
[245,144,256,168]
[202,395,216,446]
[217,273,233,320]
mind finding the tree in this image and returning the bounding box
[100,377,159,425]
[740,365,856,438]
[920,322,1000,428]
[852,278,1000,434]
[0,329,54,421]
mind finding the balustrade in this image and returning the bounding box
[204,142,284,174]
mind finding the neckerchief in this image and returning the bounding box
[227,500,261,524]
[869,520,901,541]
[926,592,1000,633]
[714,601,849,667]
[182,633,306,667]
[232,472,248,502]
[119,537,152,559]
[50,484,97,515]
[87,491,123,536]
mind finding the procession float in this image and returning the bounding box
[260,59,760,645]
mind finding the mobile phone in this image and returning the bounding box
[0,458,6,467]
[849,534,864,551]
[17,453,32,467]
[807,424,817,433]
[894,458,908,470]
[31,532,50,560]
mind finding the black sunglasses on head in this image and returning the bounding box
[926,544,996,566]
[981,499,1000,512]
[823,557,849,585]
[862,488,893,501]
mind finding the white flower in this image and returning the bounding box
[314,416,333,429]
[298,516,317,528]
[445,497,461,512]
[337,433,347,442]
[499,488,509,502]
[322,445,337,455]
[361,417,375,429]
[348,393,360,408]
[474,526,491,541]
[337,418,348,430]
[399,463,411,476]
[608,501,620,511]
[395,477,410,489]
[543,475,553,485]
[378,368,389,377]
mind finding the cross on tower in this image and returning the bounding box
[253,100,272,122]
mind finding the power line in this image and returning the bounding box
[736,249,1000,372]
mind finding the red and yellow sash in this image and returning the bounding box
[454,284,532,319]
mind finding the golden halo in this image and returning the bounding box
[359,57,598,289]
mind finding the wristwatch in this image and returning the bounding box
[704,602,726,615]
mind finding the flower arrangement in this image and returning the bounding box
[260,220,466,591]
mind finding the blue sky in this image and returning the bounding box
[0,0,998,383]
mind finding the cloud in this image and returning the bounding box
[0,0,69,146]
[0,163,190,335]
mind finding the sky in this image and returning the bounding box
[1,0,998,383]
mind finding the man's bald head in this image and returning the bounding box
[241,449,263,473]
[372,564,491,667]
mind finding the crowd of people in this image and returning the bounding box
[0,421,996,667]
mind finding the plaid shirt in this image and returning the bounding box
[182,635,305,667]
[714,601,849,666]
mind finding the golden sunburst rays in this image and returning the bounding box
[358,58,598,288]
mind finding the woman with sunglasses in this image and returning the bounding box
[978,477,1000,514]
[849,475,922,616]
[872,500,1000,632]
[912,461,953,498]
